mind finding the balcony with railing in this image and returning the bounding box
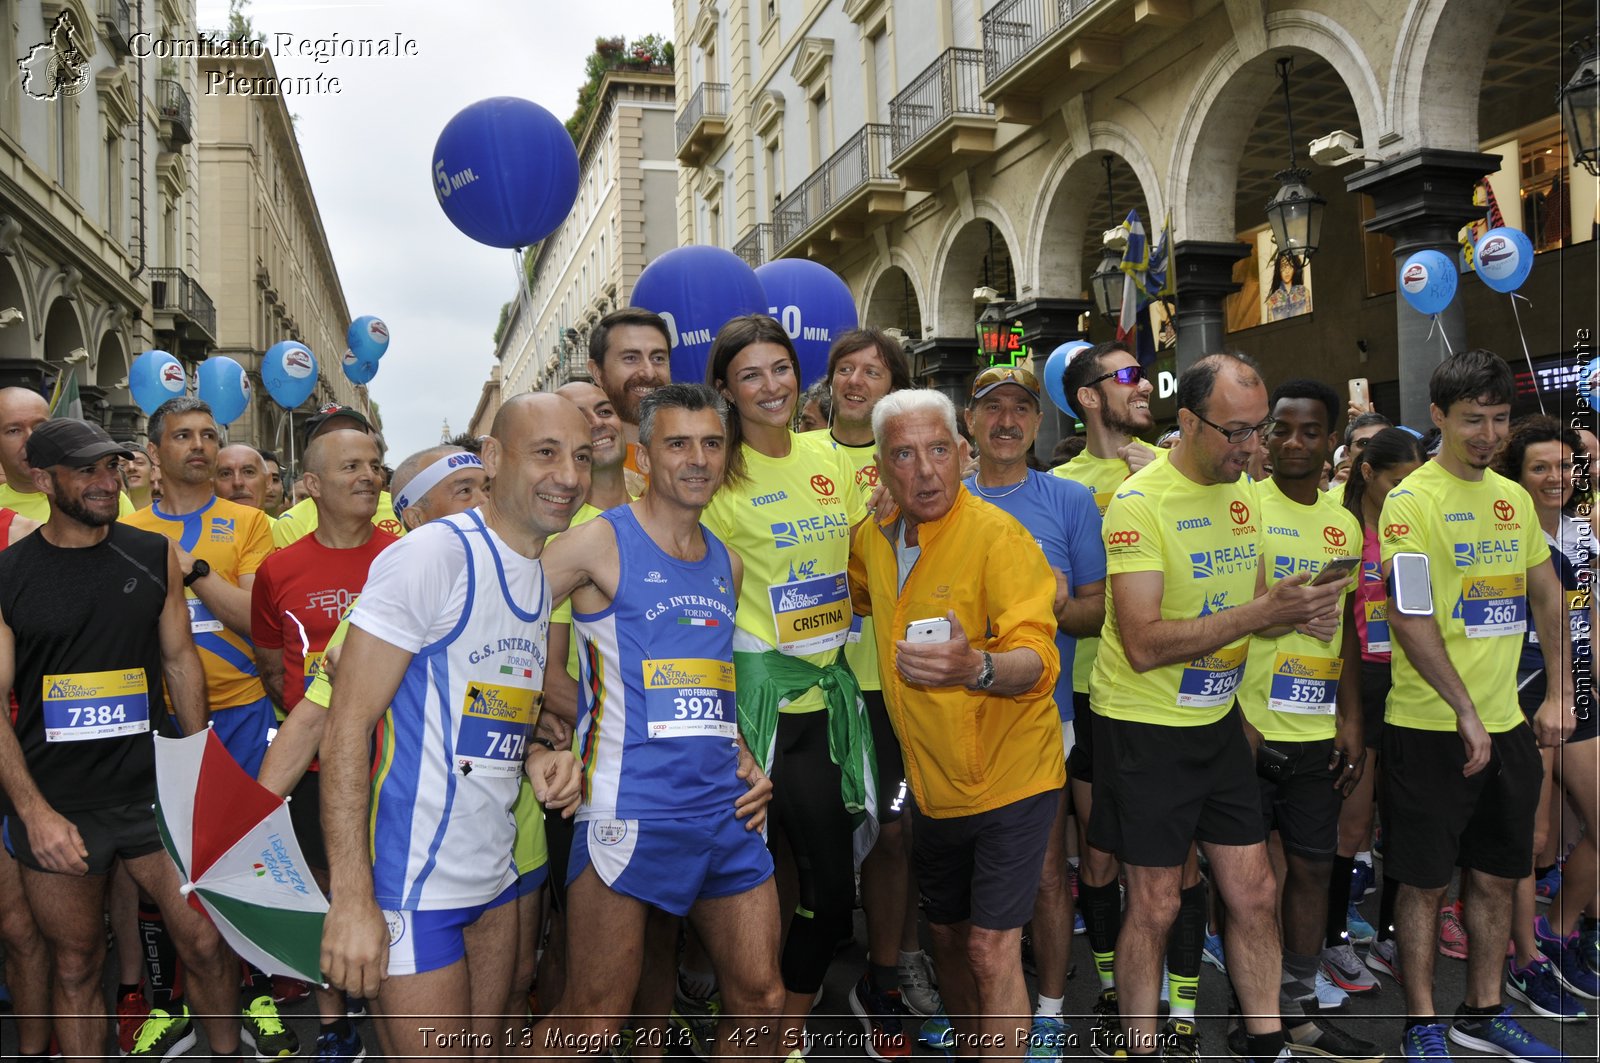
[156,79,193,147]
[980,0,1192,120]
[733,223,773,268]
[101,0,132,56]
[150,267,216,347]
[675,82,730,165]
[889,48,996,192]
[771,124,903,257]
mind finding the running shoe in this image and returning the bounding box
[848,975,911,1061]
[1090,989,1125,1058]
[1320,942,1378,994]
[240,994,300,1059]
[1160,1018,1199,1063]
[1028,1015,1069,1062]
[1202,931,1227,974]
[1448,1007,1567,1062]
[118,987,151,1055]
[1534,865,1562,904]
[1285,1017,1382,1062]
[1075,911,1087,935]
[917,1009,954,1051]
[1345,904,1376,945]
[1401,1023,1451,1063]
[313,1026,365,1063]
[896,950,941,1016]
[1350,860,1375,901]
[1505,956,1587,1021]
[1365,939,1402,984]
[1438,902,1468,960]
[1580,918,1599,977]
[670,985,722,1060]
[1311,970,1349,1011]
[271,977,311,1007]
[1534,920,1600,1000]
[343,997,367,1020]
[128,1004,198,1061]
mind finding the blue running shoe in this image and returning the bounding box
[1312,969,1349,1011]
[1074,911,1086,936]
[1505,956,1587,1021]
[1534,919,1600,1001]
[918,1010,954,1051]
[1350,860,1375,902]
[1582,919,1600,977]
[1346,902,1377,945]
[1534,864,1562,904]
[1202,932,1226,974]
[1449,1008,1567,1062]
[314,1025,366,1063]
[1402,1023,1451,1062]
[1028,1016,1069,1062]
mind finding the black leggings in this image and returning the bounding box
[769,708,857,994]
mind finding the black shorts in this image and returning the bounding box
[865,689,910,822]
[288,771,325,871]
[1067,691,1096,783]
[6,799,161,876]
[1359,660,1391,749]
[910,788,1059,930]
[1257,738,1341,859]
[1089,704,1265,867]
[1518,669,1600,745]
[1379,723,1543,888]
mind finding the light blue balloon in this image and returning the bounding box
[1398,250,1458,316]
[346,316,390,366]
[197,356,250,425]
[129,349,186,416]
[1044,341,1091,418]
[343,351,379,386]
[262,341,319,410]
[1473,227,1535,294]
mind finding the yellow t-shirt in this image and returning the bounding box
[1237,478,1362,742]
[1092,458,1263,726]
[828,435,882,692]
[0,483,135,522]
[273,492,402,548]
[701,431,866,714]
[1379,461,1549,733]
[1053,446,1167,694]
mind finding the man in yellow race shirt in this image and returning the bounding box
[1235,380,1377,1063]
[1092,353,1345,1063]
[1377,350,1571,1063]
[0,387,135,520]
[272,405,401,544]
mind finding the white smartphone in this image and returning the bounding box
[905,617,951,644]
[1348,377,1370,409]
[1389,551,1433,616]
[1310,557,1361,586]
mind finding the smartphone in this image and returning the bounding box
[905,617,951,644]
[1348,377,1370,409]
[1310,557,1361,586]
[1255,743,1290,782]
[1389,551,1433,616]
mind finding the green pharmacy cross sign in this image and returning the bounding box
[977,315,1028,368]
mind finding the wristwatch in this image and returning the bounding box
[183,559,210,587]
[972,650,996,690]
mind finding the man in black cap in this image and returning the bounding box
[0,419,244,1062]
[274,403,402,545]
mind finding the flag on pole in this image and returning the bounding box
[46,370,82,420]
[1115,210,1148,346]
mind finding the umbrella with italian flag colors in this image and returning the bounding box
[154,730,328,983]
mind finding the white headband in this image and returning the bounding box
[394,452,483,515]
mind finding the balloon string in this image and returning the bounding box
[1509,293,1544,415]
[512,248,536,335]
[1425,313,1456,356]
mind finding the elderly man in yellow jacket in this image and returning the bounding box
[847,387,1063,1060]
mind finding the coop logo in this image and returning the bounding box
[160,362,185,392]
[1108,530,1141,547]
[1383,523,1409,542]
[1401,262,1430,293]
[1323,526,1347,548]
[18,12,89,102]
[282,347,314,378]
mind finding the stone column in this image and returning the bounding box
[1346,149,1500,429]
[1173,241,1250,373]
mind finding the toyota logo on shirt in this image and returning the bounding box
[1229,501,1250,525]
[1323,526,1347,548]
[810,475,835,497]
[1493,499,1515,522]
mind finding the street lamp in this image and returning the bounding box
[1560,39,1600,177]
[1264,57,1325,264]
[1092,155,1126,323]
[975,302,1006,361]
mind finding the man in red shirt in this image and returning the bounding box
[249,428,395,1063]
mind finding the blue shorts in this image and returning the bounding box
[568,812,773,917]
[383,879,518,976]
[211,695,277,779]
[515,864,548,898]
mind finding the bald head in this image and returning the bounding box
[305,430,383,524]
[0,387,51,484]
[304,429,375,477]
[391,444,488,530]
[215,444,267,509]
[484,392,591,538]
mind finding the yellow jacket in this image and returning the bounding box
[848,488,1064,818]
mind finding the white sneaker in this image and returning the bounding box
[896,950,941,1017]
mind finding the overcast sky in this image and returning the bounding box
[194,0,673,463]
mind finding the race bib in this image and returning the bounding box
[1267,653,1343,715]
[1177,644,1248,708]
[186,596,223,633]
[456,682,540,778]
[1531,589,1592,645]
[41,669,151,743]
[1459,574,1526,638]
[1363,599,1391,654]
[767,572,851,655]
[641,658,736,739]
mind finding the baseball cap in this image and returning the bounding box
[971,365,1041,402]
[24,419,135,469]
[304,403,372,440]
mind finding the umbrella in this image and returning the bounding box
[154,730,328,983]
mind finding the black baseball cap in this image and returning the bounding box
[24,419,135,469]
[304,403,372,440]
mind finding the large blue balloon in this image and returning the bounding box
[755,259,859,387]
[631,246,770,384]
[1473,227,1535,294]
[342,350,379,386]
[129,349,186,416]
[346,316,390,367]
[433,97,579,249]
[197,356,250,425]
[262,341,319,410]
[1044,341,1092,418]
[1398,250,1458,316]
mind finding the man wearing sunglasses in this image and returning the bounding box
[1091,353,1349,1063]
